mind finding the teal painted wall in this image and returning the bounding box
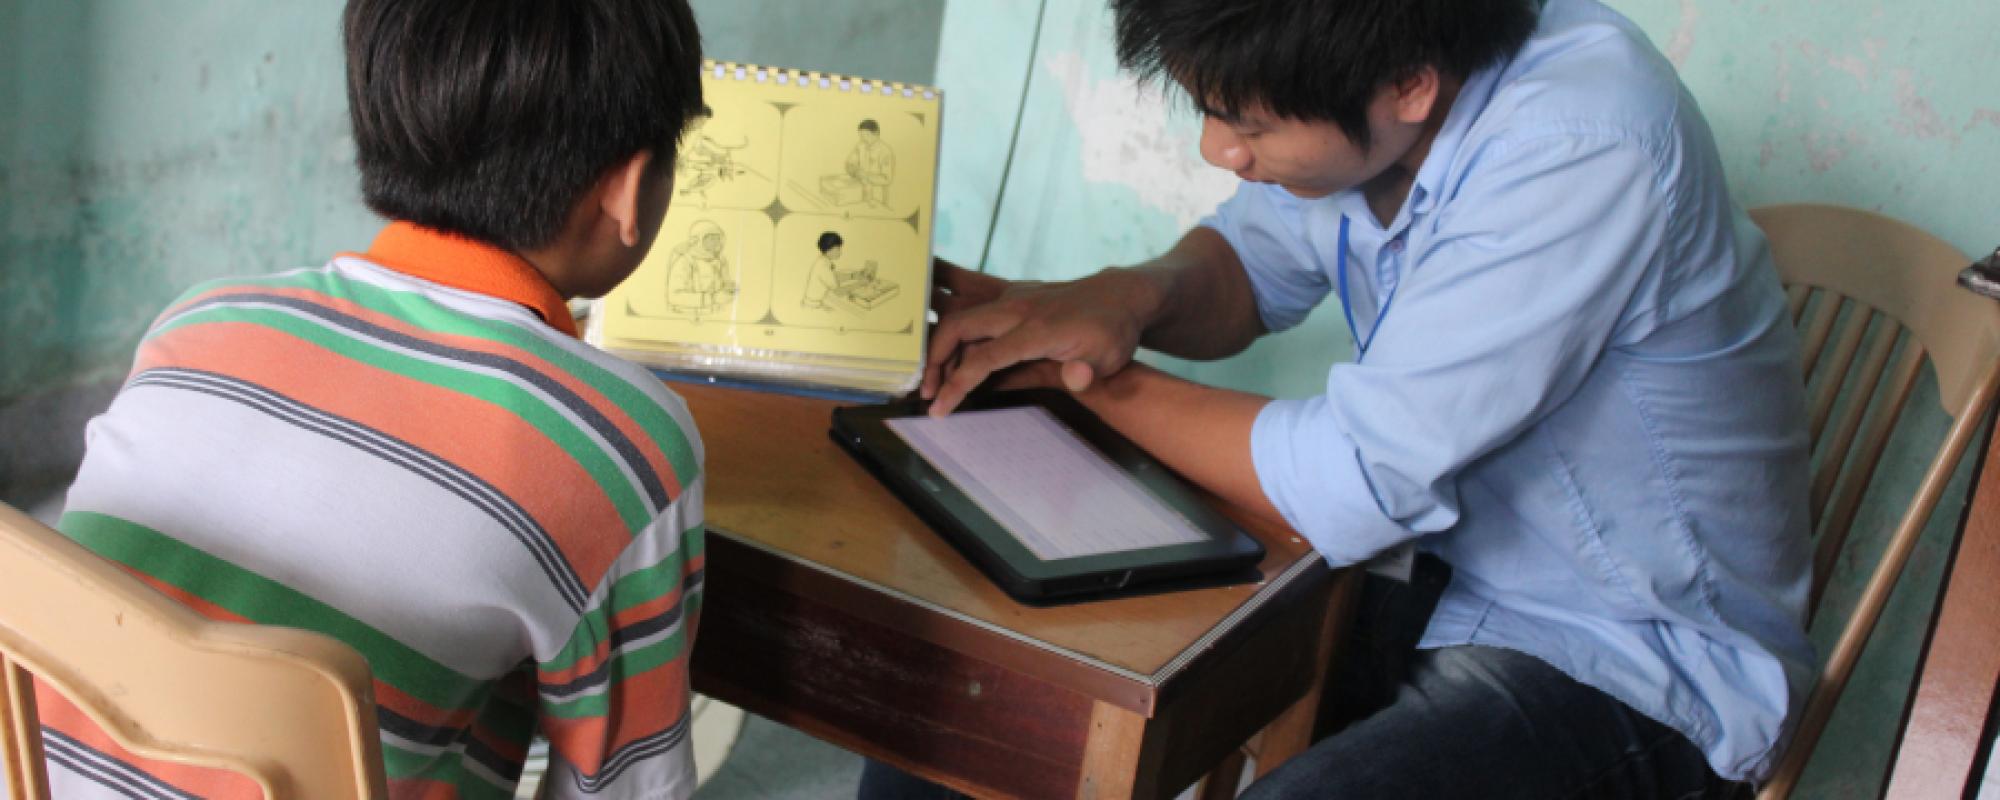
[0,1,374,404]
[931,0,1997,796]
[0,0,942,406]
[1619,0,2000,260]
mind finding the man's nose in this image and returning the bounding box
[1199,117,1251,172]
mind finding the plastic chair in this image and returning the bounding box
[1752,203,2000,798]
[0,502,387,799]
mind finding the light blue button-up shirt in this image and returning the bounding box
[1203,0,1813,781]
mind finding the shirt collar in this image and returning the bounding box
[1332,61,1508,234]
[347,221,578,337]
[1408,62,1505,217]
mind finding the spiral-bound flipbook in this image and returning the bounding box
[588,60,942,397]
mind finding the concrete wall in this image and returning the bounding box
[1620,0,2000,259]
[0,0,944,408]
[0,2,372,405]
[0,0,942,496]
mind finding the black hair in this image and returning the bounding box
[343,0,705,251]
[857,119,881,133]
[816,231,844,253]
[1111,0,1536,147]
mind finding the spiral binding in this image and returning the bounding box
[701,60,940,103]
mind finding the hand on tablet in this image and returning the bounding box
[922,261,1158,417]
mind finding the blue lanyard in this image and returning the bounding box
[1335,214,1399,361]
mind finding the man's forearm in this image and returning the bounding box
[1121,226,1266,360]
[1071,362,1284,527]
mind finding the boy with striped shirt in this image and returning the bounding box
[39,1,711,797]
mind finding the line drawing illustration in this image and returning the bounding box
[675,109,770,206]
[800,230,900,315]
[785,179,829,210]
[664,219,738,316]
[819,119,895,209]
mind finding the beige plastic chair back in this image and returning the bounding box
[0,503,387,799]
[1751,204,2000,798]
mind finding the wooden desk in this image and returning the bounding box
[1887,423,2000,798]
[674,383,1355,799]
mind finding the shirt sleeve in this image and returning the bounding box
[534,482,707,799]
[1200,181,1334,332]
[1253,134,1671,566]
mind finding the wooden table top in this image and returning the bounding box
[672,381,1320,706]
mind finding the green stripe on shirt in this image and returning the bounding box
[58,511,486,712]
[148,304,656,531]
[157,269,700,487]
[542,524,701,673]
[539,632,690,720]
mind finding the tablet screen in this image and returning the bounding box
[886,407,1208,560]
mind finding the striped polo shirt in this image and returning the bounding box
[39,222,706,799]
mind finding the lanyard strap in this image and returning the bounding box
[1335,215,1399,361]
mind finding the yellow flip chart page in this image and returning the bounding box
[592,61,941,395]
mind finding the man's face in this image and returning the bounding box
[859,129,880,145]
[1193,87,1425,199]
[827,245,845,260]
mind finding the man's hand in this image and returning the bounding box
[927,258,1010,316]
[921,261,1160,417]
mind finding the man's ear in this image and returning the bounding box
[1390,67,1443,125]
[599,150,656,248]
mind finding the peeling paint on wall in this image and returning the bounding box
[1618,0,1998,259]
[1890,69,1961,144]
[1663,0,1700,66]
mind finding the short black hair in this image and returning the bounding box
[816,231,844,253]
[857,119,880,133]
[344,0,705,251]
[1111,0,1536,147]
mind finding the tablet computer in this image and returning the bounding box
[831,390,1265,603]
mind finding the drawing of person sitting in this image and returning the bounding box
[665,219,737,313]
[802,231,898,312]
[802,231,868,308]
[819,119,895,208]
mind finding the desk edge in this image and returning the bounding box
[709,526,1328,713]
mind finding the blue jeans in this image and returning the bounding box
[859,557,1747,798]
[1238,643,1743,799]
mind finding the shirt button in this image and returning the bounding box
[1388,239,1406,253]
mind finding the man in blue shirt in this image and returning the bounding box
[908,0,1815,795]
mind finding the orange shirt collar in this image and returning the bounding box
[346,221,578,337]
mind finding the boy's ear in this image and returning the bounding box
[1389,67,1442,124]
[600,150,657,248]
